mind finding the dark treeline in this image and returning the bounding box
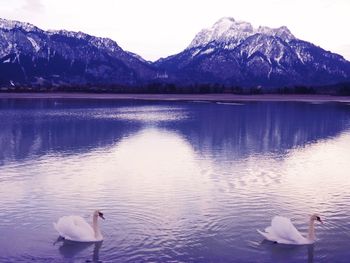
[1,82,350,95]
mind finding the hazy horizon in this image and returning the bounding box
[0,0,349,61]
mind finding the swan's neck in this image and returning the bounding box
[92,216,101,239]
[307,219,316,241]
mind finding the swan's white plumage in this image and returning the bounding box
[53,215,103,242]
[258,216,312,245]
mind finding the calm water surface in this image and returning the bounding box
[0,99,350,263]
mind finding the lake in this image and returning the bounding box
[0,98,350,263]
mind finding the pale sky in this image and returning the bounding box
[0,0,349,61]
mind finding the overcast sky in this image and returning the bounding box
[0,0,349,61]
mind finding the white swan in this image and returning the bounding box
[257,214,322,245]
[54,210,105,242]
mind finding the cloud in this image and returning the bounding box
[21,0,45,13]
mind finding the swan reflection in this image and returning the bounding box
[260,240,315,263]
[54,237,103,262]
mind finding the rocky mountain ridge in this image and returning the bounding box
[0,17,349,89]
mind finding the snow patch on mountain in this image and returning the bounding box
[27,36,40,52]
[2,57,11,63]
[200,48,215,55]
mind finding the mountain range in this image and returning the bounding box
[0,17,349,90]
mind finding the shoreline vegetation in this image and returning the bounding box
[0,82,350,96]
[1,92,350,103]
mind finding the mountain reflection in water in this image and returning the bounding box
[0,99,350,263]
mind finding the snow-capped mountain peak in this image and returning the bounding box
[187,17,295,49]
[158,17,349,88]
[47,29,90,39]
[48,29,123,53]
[0,18,40,32]
[0,17,159,87]
[188,17,253,49]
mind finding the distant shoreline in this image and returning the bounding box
[0,93,350,103]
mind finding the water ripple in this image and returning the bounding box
[1,100,350,262]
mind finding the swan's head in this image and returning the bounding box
[310,214,322,224]
[94,210,105,220]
